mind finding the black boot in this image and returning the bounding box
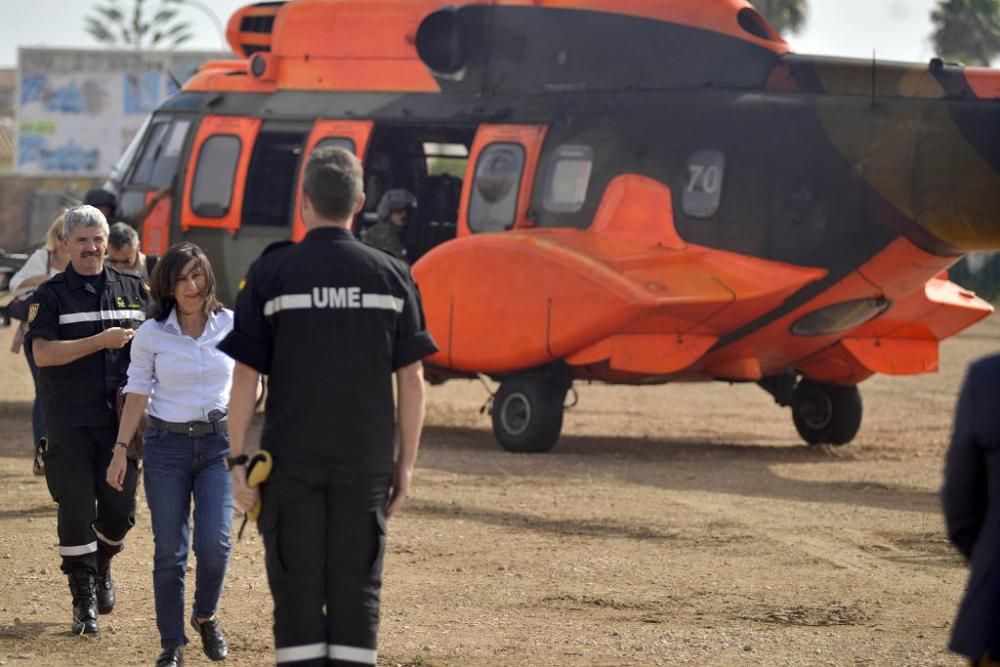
[67,570,99,635]
[95,553,116,614]
[155,646,184,666]
[191,614,228,661]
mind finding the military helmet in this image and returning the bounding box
[376,189,418,222]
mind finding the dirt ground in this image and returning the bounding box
[0,317,995,666]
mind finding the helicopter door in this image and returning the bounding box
[459,124,548,237]
[180,115,262,235]
[291,120,374,241]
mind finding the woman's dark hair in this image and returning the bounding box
[148,242,222,322]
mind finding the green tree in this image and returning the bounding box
[749,0,808,37]
[85,0,194,50]
[931,0,1000,66]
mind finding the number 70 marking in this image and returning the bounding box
[687,164,723,194]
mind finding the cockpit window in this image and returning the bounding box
[542,145,593,214]
[109,115,151,185]
[150,120,191,187]
[128,117,191,189]
[469,142,525,233]
[130,121,170,186]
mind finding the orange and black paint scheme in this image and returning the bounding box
[107,0,1000,452]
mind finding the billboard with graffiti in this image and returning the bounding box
[15,48,227,176]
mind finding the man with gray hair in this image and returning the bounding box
[25,205,149,635]
[107,222,158,281]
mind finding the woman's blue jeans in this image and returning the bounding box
[143,428,233,648]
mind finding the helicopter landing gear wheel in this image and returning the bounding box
[492,369,571,453]
[791,379,863,446]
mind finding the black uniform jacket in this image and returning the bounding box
[24,264,149,427]
[219,226,438,472]
[942,354,1000,659]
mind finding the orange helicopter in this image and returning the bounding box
[105,0,1000,452]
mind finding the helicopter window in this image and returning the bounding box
[148,120,191,188]
[243,130,307,227]
[424,142,468,177]
[191,134,241,218]
[118,190,148,221]
[737,8,780,42]
[129,121,170,186]
[469,142,525,233]
[543,145,593,214]
[110,114,151,185]
[682,150,726,218]
[314,137,356,155]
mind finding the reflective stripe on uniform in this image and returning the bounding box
[59,541,98,556]
[361,293,405,312]
[328,645,377,664]
[263,294,312,317]
[264,290,404,317]
[93,528,124,547]
[275,642,328,663]
[58,309,147,325]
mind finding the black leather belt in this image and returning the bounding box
[149,415,228,437]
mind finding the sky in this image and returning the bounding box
[0,0,947,69]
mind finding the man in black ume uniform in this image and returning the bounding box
[221,146,438,666]
[26,205,147,635]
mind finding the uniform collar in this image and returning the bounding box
[65,263,117,290]
[304,226,355,242]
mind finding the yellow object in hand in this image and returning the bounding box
[246,450,272,522]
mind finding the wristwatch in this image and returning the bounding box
[225,453,249,470]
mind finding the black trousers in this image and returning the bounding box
[259,462,390,666]
[44,423,138,575]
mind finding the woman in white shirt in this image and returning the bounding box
[9,214,70,474]
[106,242,233,667]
